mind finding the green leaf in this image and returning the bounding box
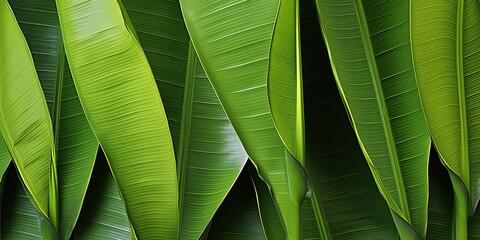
[56,63,98,239]
[411,0,480,238]
[316,0,430,238]
[268,0,304,163]
[249,163,286,239]
[8,0,62,115]
[0,135,11,233]
[74,153,131,240]
[0,0,56,223]
[207,165,265,240]
[56,0,178,238]
[118,1,249,238]
[1,169,42,240]
[119,0,189,154]
[427,149,454,240]
[470,205,480,239]
[176,53,248,239]
[301,1,398,239]
[9,1,99,237]
[180,1,308,238]
[1,168,59,240]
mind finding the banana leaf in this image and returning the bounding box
[316,0,431,238]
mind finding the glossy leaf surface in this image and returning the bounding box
[180,1,308,238]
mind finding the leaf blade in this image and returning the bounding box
[0,0,55,220]
[316,0,430,237]
[56,0,179,238]
[180,1,308,238]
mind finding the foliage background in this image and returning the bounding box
[0,0,479,239]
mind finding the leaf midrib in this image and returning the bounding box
[353,0,410,221]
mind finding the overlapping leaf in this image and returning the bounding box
[9,1,99,238]
[0,0,56,223]
[411,0,480,238]
[1,169,43,240]
[316,0,430,238]
[119,1,249,238]
[301,2,397,239]
[180,1,308,238]
[56,0,178,238]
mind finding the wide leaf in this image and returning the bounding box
[316,0,431,238]
[180,1,308,238]
[56,0,178,238]
[411,0,480,238]
[300,2,398,239]
[119,1,249,238]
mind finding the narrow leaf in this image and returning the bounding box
[56,63,98,239]
[0,0,55,221]
[8,0,62,115]
[268,0,304,163]
[9,1,98,237]
[177,54,248,239]
[316,0,430,238]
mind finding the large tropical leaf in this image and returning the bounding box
[300,2,398,239]
[8,0,62,115]
[316,0,431,238]
[176,55,248,239]
[56,0,178,238]
[0,0,56,225]
[411,0,480,238]
[9,1,99,238]
[268,0,304,163]
[180,1,309,238]
[119,1,249,238]
[74,152,131,240]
